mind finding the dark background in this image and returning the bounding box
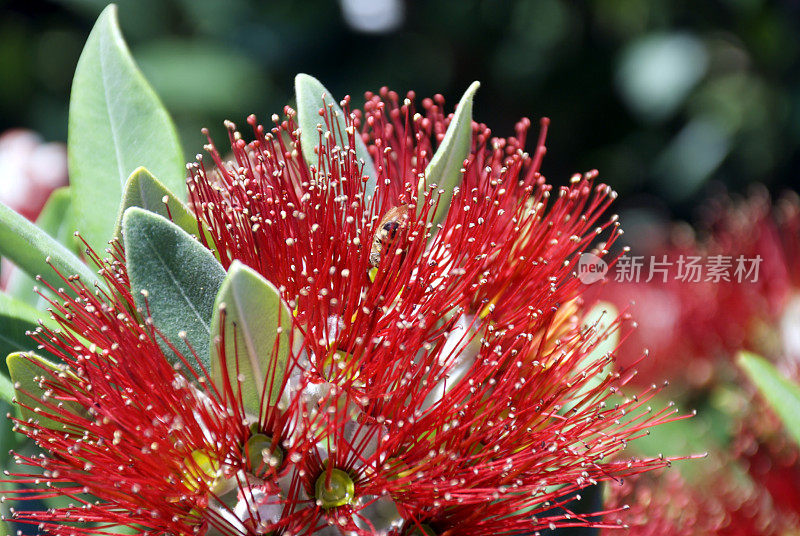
[2,0,799,225]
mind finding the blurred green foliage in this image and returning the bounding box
[1,0,798,218]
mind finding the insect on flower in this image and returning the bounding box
[369,205,410,269]
[367,204,412,285]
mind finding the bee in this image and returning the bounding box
[369,205,409,267]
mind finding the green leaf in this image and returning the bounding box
[100,525,138,535]
[6,187,80,307]
[0,200,98,292]
[738,351,800,447]
[68,4,185,255]
[580,301,619,381]
[295,73,378,199]
[210,261,292,415]
[114,166,198,239]
[31,187,79,251]
[422,81,479,227]
[0,293,58,364]
[114,167,219,263]
[0,371,13,406]
[7,351,87,431]
[0,397,17,467]
[123,207,224,373]
[562,301,619,413]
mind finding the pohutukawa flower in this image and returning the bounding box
[603,469,800,535]
[598,189,800,388]
[596,190,800,535]
[4,76,686,535]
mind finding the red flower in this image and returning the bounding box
[0,128,69,291]
[599,189,797,387]
[6,87,684,535]
[0,128,68,221]
[603,470,800,535]
[596,190,800,534]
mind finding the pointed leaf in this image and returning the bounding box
[114,167,220,263]
[0,293,59,363]
[295,73,378,199]
[7,351,87,431]
[123,208,224,373]
[114,166,197,238]
[738,351,800,447]
[69,4,185,254]
[210,261,292,415]
[422,81,479,227]
[6,187,80,307]
[0,200,98,292]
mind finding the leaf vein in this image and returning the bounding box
[141,231,210,335]
[98,28,127,188]
[230,281,264,393]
